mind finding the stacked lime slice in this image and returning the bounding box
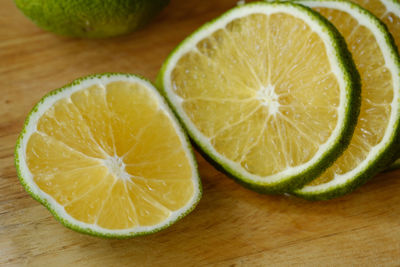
[158,0,400,199]
[349,0,400,170]
[290,0,400,199]
[157,1,361,193]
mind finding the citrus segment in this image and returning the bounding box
[125,182,171,226]
[106,81,159,156]
[294,1,400,199]
[16,74,201,237]
[36,97,108,159]
[26,132,103,181]
[69,84,115,156]
[95,179,139,230]
[64,174,118,225]
[157,2,360,192]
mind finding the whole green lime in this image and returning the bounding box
[14,0,169,38]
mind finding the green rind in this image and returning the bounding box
[290,0,400,200]
[386,158,400,171]
[14,73,202,239]
[383,0,400,172]
[156,1,361,194]
[14,0,169,38]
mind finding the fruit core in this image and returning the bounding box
[256,84,280,115]
[103,155,131,181]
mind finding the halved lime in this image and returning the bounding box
[15,73,201,238]
[293,0,400,199]
[157,2,360,193]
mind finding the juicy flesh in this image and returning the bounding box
[26,81,195,230]
[351,0,400,50]
[171,13,340,177]
[308,7,394,186]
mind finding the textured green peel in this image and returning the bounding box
[14,0,170,38]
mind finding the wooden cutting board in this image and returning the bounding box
[1,0,400,266]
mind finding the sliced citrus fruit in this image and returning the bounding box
[157,2,360,193]
[348,0,400,171]
[293,0,400,199]
[15,73,201,238]
[350,0,400,49]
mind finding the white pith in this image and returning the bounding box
[162,3,350,185]
[16,74,201,236]
[381,0,400,15]
[296,1,400,194]
[382,0,400,171]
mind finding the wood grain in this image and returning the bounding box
[1,0,400,266]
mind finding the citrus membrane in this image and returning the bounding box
[15,73,201,238]
[157,2,360,193]
[293,0,400,199]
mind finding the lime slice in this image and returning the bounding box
[349,0,400,171]
[15,73,201,238]
[350,0,400,50]
[157,2,360,193]
[293,0,400,199]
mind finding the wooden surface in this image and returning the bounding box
[1,0,400,266]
